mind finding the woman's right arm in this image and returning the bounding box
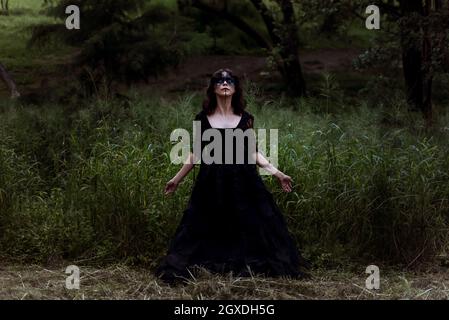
[165,152,198,195]
[166,112,202,195]
[172,152,198,184]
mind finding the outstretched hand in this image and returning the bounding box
[164,179,179,195]
[277,173,293,193]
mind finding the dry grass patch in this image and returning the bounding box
[0,263,448,300]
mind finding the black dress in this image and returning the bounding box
[155,110,309,284]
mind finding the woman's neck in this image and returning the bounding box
[215,95,233,115]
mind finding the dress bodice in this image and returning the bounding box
[194,110,256,166]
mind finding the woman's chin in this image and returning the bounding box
[217,92,232,97]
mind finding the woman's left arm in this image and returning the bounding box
[247,113,293,192]
[253,151,293,193]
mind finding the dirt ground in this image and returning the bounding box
[0,263,448,300]
[0,48,362,99]
[143,48,362,93]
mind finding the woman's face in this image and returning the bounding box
[213,71,236,98]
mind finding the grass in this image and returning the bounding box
[1,89,449,269]
[1,262,448,299]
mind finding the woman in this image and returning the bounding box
[155,68,309,285]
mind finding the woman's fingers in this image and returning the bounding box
[164,182,175,195]
[284,178,293,192]
[277,175,293,192]
[285,177,292,189]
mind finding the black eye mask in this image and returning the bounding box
[214,77,235,86]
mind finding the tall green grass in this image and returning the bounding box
[0,93,448,268]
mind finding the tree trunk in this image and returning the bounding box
[1,0,9,15]
[399,0,424,113]
[252,0,307,97]
[0,62,20,99]
[399,0,436,124]
[276,0,307,97]
[422,0,433,123]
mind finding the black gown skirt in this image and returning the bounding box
[155,110,309,284]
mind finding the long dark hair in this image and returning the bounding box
[202,68,246,115]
